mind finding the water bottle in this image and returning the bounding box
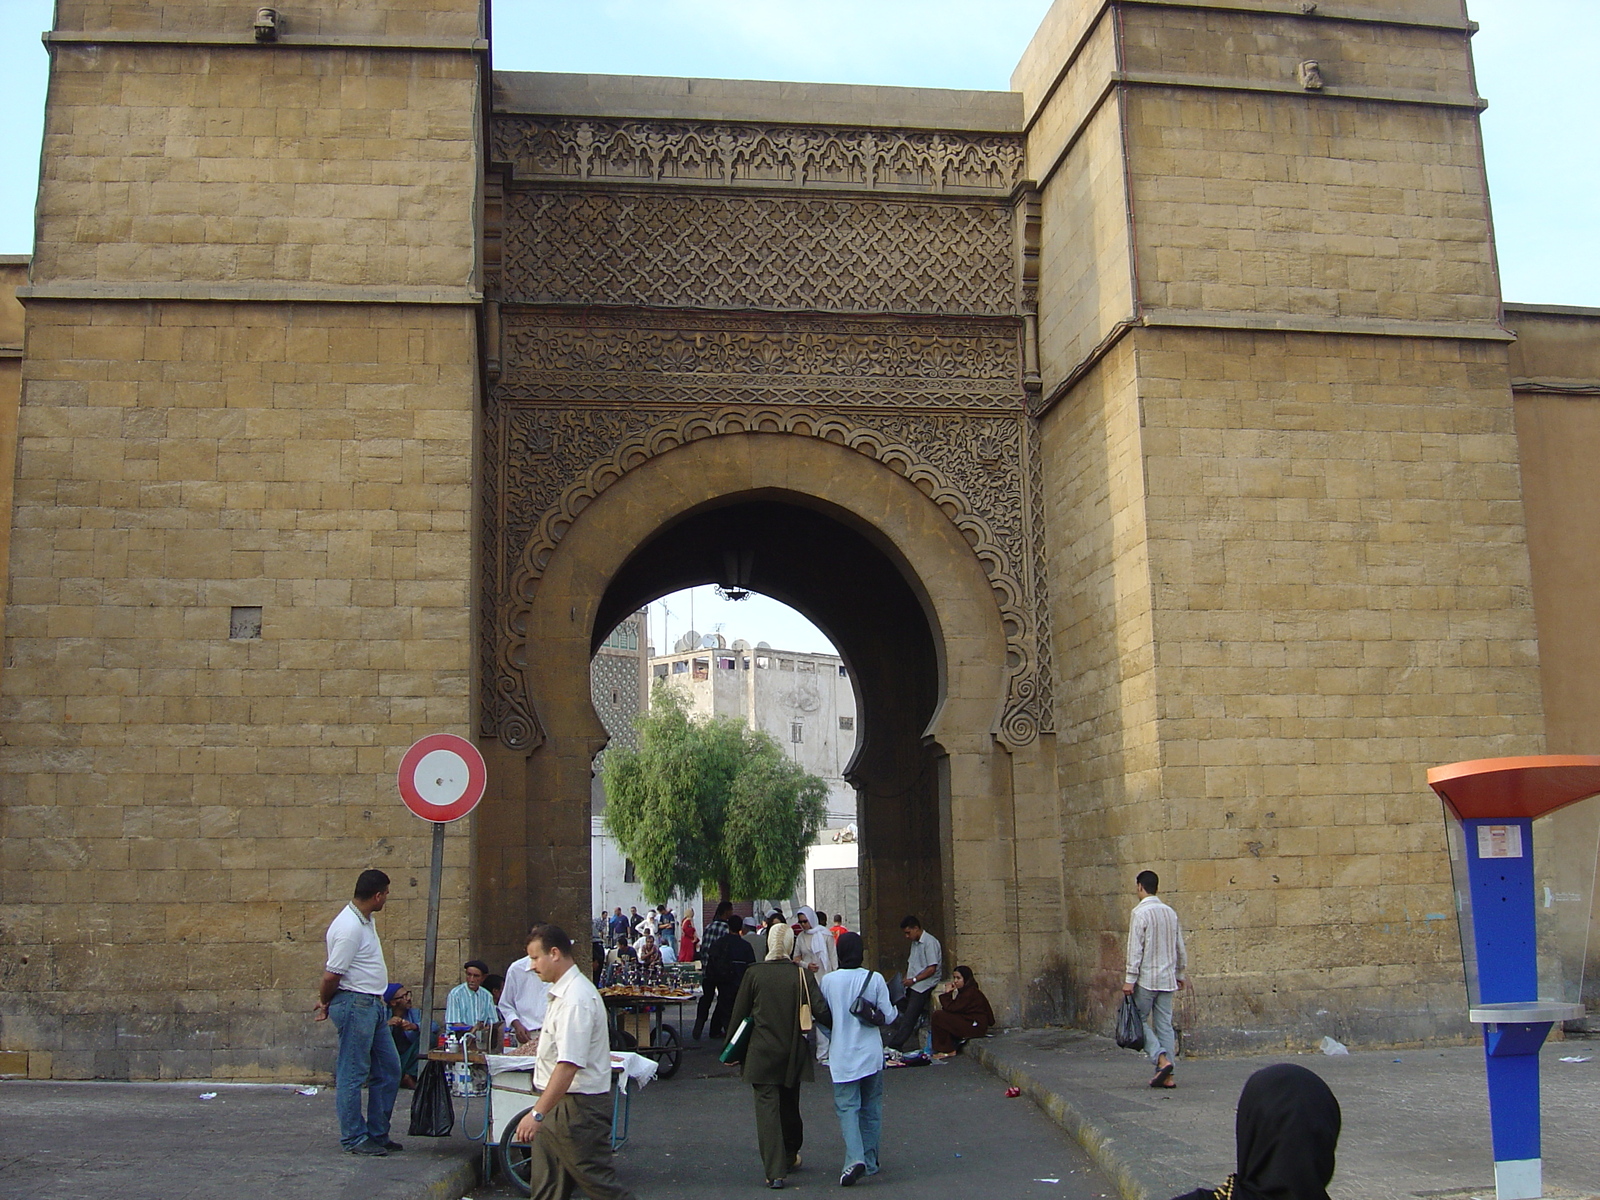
[920,1023,933,1057]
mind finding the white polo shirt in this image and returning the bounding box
[534,961,611,1095]
[325,902,388,995]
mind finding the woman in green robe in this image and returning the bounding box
[725,922,833,1189]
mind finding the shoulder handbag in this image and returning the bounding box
[850,969,889,1027]
[797,965,818,1050]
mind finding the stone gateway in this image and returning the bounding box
[2,0,1598,1079]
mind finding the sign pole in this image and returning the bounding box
[417,820,447,1048]
[397,732,488,1049]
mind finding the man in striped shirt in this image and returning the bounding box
[1123,870,1187,1088]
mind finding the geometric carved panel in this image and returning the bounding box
[502,190,1017,315]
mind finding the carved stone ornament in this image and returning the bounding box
[500,190,1016,315]
[491,116,1025,196]
[481,397,1054,752]
[495,310,1024,409]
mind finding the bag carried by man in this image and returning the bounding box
[1114,992,1145,1051]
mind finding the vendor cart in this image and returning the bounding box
[598,987,698,1081]
[426,1047,655,1197]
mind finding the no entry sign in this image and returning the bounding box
[397,733,486,823]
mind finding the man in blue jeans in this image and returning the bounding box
[315,869,403,1156]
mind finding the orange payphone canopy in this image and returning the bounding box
[1427,755,1600,821]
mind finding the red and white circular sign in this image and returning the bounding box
[397,734,487,822]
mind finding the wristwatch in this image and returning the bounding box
[532,1110,544,1123]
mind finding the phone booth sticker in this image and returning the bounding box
[1477,824,1523,859]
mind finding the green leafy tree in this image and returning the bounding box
[602,684,828,903]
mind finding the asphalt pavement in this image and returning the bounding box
[9,1029,1599,1200]
[973,1027,1600,1200]
[0,1046,1116,1200]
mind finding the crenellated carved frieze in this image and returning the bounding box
[480,399,1051,752]
[494,310,1023,408]
[500,190,1016,315]
[491,116,1025,196]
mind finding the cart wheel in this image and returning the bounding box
[499,1108,537,1197]
[655,1023,682,1080]
[609,1026,638,1052]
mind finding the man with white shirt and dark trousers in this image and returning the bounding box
[885,914,941,1051]
[512,924,637,1200]
[1123,869,1188,1089]
[500,932,552,1050]
[314,869,403,1156]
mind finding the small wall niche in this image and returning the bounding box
[229,606,263,640]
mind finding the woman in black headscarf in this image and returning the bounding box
[1171,1062,1341,1200]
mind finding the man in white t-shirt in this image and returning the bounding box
[314,869,402,1156]
[511,924,636,1199]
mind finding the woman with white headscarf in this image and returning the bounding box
[725,922,832,1189]
[792,906,836,977]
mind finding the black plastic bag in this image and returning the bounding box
[408,1058,454,1137]
[1114,993,1145,1050]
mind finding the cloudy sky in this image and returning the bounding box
[0,0,1591,651]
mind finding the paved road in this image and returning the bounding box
[0,1045,1117,1200]
[0,1079,477,1200]
[477,1043,1118,1198]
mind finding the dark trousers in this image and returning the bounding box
[523,1091,636,1200]
[711,981,740,1039]
[886,986,931,1050]
[751,1083,804,1181]
[693,977,721,1039]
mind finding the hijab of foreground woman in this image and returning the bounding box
[1172,1062,1341,1200]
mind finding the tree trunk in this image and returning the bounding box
[718,876,731,903]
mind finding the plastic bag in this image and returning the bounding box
[1115,993,1145,1050]
[408,1058,455,1137]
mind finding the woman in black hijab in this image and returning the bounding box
[1172,1062,1341,1200]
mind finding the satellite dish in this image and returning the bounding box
[755,641,771,650]
[674,630,699,653]
[732,639,750,651]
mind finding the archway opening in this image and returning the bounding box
[592,494,944,970]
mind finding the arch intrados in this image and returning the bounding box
[590,486,936,658]
[525,432,1008,754]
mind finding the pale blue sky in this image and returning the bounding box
[0,0,1591,653]
[0,2,1591,297]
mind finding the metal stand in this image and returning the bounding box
[417,821,447,1049]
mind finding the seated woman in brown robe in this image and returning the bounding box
[930,965,996,1057]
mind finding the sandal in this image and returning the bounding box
[1150,1062,1174,1088]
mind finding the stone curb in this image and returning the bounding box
[407,1152,479,1200]
[968,1039,1153,1200]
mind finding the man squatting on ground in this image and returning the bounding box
[314,869,404,1156]
[1124,868,1187,1088]
[885,914,941,1051]
[513,924,638,1200]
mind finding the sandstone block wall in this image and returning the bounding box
[1025,0,1546,1048]
[0,302,478,1079]
[0,0,484,1079]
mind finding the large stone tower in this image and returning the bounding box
[2,0,485,1077]
[1019,0,1543,1042]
